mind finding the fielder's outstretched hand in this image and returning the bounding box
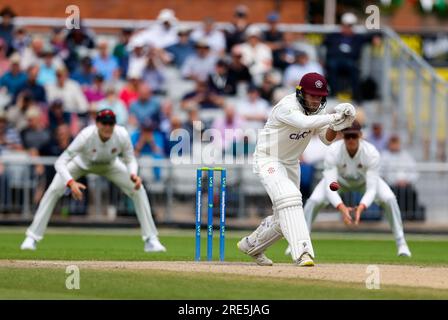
[68,180,86,201]
[130,174,142,190]
[354,204,366,225]
[337,203,354,225]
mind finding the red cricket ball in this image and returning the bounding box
[329,181,340,191]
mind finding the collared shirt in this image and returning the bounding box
[55,125,138,185]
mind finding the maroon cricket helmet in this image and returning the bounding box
[296,72,329,114]
[298,72,329,96]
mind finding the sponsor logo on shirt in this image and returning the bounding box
[289,130,311,140]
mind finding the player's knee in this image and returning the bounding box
[273,193,302,212]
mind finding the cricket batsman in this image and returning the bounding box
[291,120,411,257]
[237,72,356,266]
[20,109,166,252]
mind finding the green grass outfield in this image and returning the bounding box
[0,227,448,299]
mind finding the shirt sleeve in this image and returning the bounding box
[54,130,87,185]
[359,151,380,208]
[121,129,138,176]
[317,125,332,145]
[276,104,335,130]
[323,150,344,207]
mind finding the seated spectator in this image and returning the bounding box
[46,67,89,116]
[323,12,371,102]
[6,91,36,131]
[20,106,51,152]
[191,17,226,56]
[20,36,45,71]
[0,39,10,77]
[283,51,324,90]
[262,12,284,52]
[381,135,425,220]
[83,73,106,104]
[142,49,165,94]
[0,110,22,152]
[39,123,72,158]
[17,65,47,104]
[129,84,161,129]
[92,40,119,82]
[227,46,253,95]
[211,104,245,153]
[225,4,251,53]
[181,40,217,82]
[119,76,140,108]
[0,54,27,102]
[239,26,273,85]
[64,25,95,73]
[113,28,133,78]
[236,85,270,131]
[367,122,388,152]
[128,8,178,51]
[207,59,234,95]
[159,100,173,137]
[126,39,148,79]
[37,47,65,87]
[47,99,71,134]
[164,27,195,68]
[0,6,16,54]
[132,120,166,158]
[97,87,128,127]
[131,120,165,180]
[70,56,95,86]
[50,27,69,60]
[273,32,300,71]
[0,109,22,210]
[181,80,225,110]
[259,71,281,104]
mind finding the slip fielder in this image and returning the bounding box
[237,72,356,266]
[20,109,166,252]
[287,121,411,257]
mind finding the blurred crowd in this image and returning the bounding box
[0,5,386,164]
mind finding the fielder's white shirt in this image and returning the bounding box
[323,139,380,207]
[254,93,335,165]
[55,125,138,185]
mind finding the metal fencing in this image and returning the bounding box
[0,156,447,224]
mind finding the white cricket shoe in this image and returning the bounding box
[144,238,167,253]
[237,237,273,266]
[296,252,315,267]
[397,243,412,257]
[284,245,291,256]
[20,236,37,251]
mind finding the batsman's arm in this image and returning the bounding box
[55,131,87,186]
[276,105,344,130]
[317,125,337,145]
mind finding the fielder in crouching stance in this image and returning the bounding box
[237,72,356,266]
[20,109,166,252]
[296,121,411,257]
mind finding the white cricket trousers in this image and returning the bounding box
[26,160,159,241]
[250,157,315,260]
[304,177,406,244]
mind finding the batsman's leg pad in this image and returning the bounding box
[246,215,283,256]
[275,194,315,261]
